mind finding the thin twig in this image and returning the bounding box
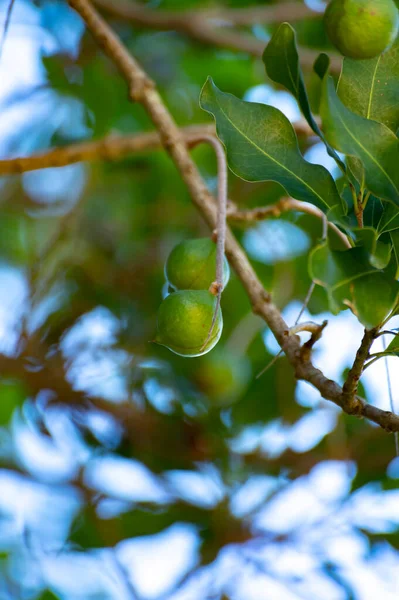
[228,197,352,250]
[363,356,380,371]
[65,0,399,433]
[369,351,397,360]
[256,350,283,379]
[377,330,399,338]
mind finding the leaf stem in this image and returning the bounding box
[350,183,358,213]
[377,330,399,338]
[368,351,395,360]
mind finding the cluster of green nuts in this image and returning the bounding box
[155,238,230,357]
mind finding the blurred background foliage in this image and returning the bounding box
[0,1,399,599]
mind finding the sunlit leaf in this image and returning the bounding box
[200,77,342,212]
[352,227,392,269]
[338,39,399,133]
[320,76,399,205]
[263,24,345,172]
[309,243,399,328]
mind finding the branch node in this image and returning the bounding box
[129,77,155,102]
[209,281,223,296]
[252,291,271,315]
[300,319,328,361]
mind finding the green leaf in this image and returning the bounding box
[352,227,392,270]
[363,195,385,230]
[309,243,399,328]
[338,39,399,133]
[263,25,345,173]
[320,76,399,205]
[373,239,392,270]
[200,77,342,212]
[386,334,399,357]
[377,202,399,234]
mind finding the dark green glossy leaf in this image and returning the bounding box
[351,227,392,270]
[200,77,342,212]
[309,243,399,328]
[338,39,399,133]
[320,76,399,205]
[377,202,399,234]
[263,25,345,172]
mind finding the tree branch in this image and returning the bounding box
[227,196,352,249]
[342,327,379,412]
[63,0,399,433]
[0,125,212,175]
[92,0,341,73]
[0,121,313,176]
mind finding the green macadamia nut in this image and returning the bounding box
[165,238,230,291]
[324,0,399,59]
[155,290,223,357]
